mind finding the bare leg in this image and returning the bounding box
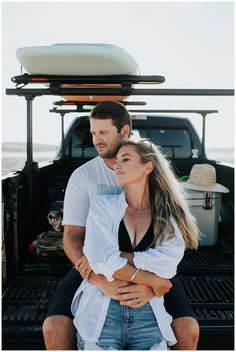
[171,317,199,350]
[42,315,76,350]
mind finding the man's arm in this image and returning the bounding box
[63,225,130,300]
[120,251,134,265]
[63,225,168,302]
[62,174,133,299]
[77,253,171,299]
[63,220,170,305]
[63,225,85,265]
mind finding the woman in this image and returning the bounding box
[71,140,199,350]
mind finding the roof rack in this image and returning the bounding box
[6,87,234,97]
[11,73,165,86]
[6,73,234,97]
[49,101,218,162]
[50,99,217,114]
[52,100,147,107]
[5,73,233,176]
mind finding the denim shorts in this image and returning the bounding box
[77,299,167,350]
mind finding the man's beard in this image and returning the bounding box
[98,139,123,159]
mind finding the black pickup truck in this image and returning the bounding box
[2,74,234,350]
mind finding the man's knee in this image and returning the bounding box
[171,317,199,350]
[43,315,76,350]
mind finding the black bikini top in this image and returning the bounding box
[118,219,154,252]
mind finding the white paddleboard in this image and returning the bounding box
[16,43,139,76]
[16,43,139,101]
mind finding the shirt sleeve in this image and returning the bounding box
[133,218,185,279]
[83,196,127,281]
[62,168,90,227]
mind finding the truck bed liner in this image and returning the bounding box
[3,275,233,321]
[179,245,233,273]
[2,246,234,350]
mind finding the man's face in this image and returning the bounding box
[90,118,124,158]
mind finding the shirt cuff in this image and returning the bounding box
[95,257,128,282]
[133,251,148,270]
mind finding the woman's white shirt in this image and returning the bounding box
[71,191,185,346]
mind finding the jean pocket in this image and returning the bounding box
[83,340,104,350]
[150,339,168,350]
[77,332,85,350]
[77,334,104,350]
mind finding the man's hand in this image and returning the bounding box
[88,273,129,300]
[75,255,93,280]
[116,277,172,307]
[116,284,155,308]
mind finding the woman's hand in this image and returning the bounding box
[75,255,93,280]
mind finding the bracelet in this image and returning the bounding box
[130,268,141,282]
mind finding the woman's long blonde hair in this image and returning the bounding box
[120,140,199,250]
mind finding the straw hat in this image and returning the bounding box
[181,164,229,193]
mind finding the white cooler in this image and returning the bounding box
[184,189,222,246]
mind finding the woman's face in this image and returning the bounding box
[113,145,152,185]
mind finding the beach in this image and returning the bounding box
[2,142,234,177]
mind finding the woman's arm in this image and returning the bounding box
[113,262,172,293]
[132,218,185,279]
[120,219,185,280]
[119,252,171,296]
[76,254,172,295]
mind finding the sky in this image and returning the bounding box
[2,1,234,149]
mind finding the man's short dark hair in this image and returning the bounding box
[90,101,132,136]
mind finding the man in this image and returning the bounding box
[43,100,199,350]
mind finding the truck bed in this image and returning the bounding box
[2,244,234,350]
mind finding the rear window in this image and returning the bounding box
[131,128,192,159]
[66,127,97,158]
[67,125,193,160]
